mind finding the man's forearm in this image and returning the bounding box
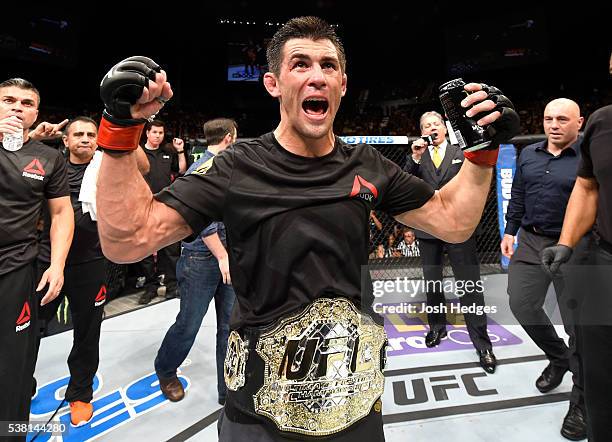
[135,147,150,176]
[202,233,228,261]
[49,206,74,271]
[438,160,492,238]
[178,153,187,174]
[98,151,158,261]
[559,177,598,248]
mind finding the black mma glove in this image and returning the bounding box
[463,84,521,167]
[98,56,163,151]
[541,244,573,277]
[475,84,521,149]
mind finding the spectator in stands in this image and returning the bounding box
[375,244,385,259]
[397,229,420,257]
[384,233,399,257]
[369,211,383,255]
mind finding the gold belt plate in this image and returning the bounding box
[254,297,386,436]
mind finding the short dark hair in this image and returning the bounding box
[0,78,41,106]
[203,118,237,145]
[266,16,346,76]
[146,119,165,131]
[65,116,98,135]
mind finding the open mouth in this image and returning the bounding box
[302,98,329,116]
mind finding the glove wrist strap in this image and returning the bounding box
[464,148,499,167]
[98,115,144,151]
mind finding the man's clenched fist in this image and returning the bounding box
[98,56,173,151]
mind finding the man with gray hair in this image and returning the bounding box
[405,110,496,373]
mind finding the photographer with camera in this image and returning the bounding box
[405,111,496,373]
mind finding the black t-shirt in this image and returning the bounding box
[156,132,435,328]
[39,161,103,265]
[142,145,179,193]
[577,104,612,244]
[0,138,69,275]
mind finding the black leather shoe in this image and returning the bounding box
[425,328,447,348]
[158,375,185,402]
[536,362,568,393]
[138,289,157,305]
[561,404,587,440]
[478,349,497,374]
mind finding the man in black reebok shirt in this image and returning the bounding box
[94,17,519,441]
[0,78,74,434]
[35,117,108,427]
[542,50,612,441]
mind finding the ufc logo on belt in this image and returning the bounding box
[279,334,375,381]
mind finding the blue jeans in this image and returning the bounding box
[155,249,235,401]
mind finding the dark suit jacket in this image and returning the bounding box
[404,142,465,239]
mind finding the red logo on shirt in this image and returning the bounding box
[22,158,46,181]
[349,175,379,202]
[16,301,31,332]
[24,158,46,175]
[94,285,107,307]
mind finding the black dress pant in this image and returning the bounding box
[565,240,612,441]
[140,242,180,294]
[0,262,38,436]
[419,236,491,351]
[36,258,106,403]
[507,230,591,408]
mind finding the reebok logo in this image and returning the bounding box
[349,175,379,203]
[94,285,107,307]
[15,301,31,332]
[22,158,45,181]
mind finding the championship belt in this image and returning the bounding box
[224,330,248,391]
[224,297,387,437]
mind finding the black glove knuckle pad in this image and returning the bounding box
[477,84,520,147]
[100,56,162,121]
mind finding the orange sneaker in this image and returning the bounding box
[70,401,93,427]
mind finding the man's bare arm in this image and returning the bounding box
[38,196,74,305]
[178,152,187,175]
[202,232,231,284]
[395,160,492,243]
[559,177,598,248]
[95,56,192,263]
[97,150,192,263]
[135,146,150,175]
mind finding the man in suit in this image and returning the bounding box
[405,111,496,373]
